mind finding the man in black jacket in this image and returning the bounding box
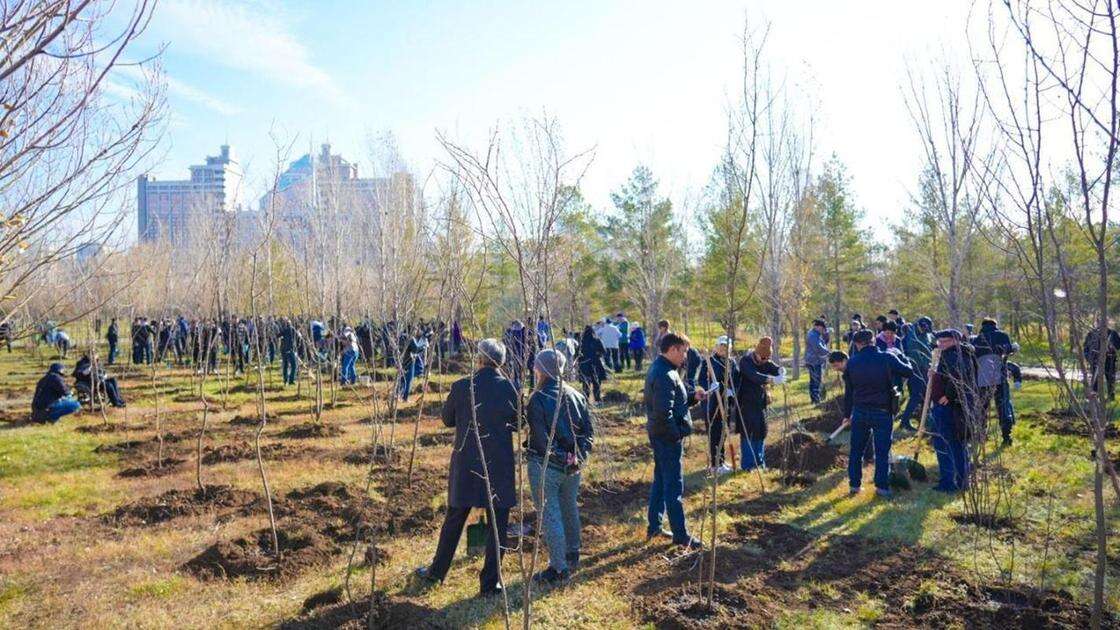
[734,337,783,471]
[106,318,119,365]
[1083,325,1120,401]
[644,332,707,550]
[970,318,1016,445]
[842,329,913,497]
[417,339,519,597]
[31,363,81,423]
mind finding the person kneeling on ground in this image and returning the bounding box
[734,337,783,471]
[416,339,518,597]
[73,355,126,408]
[525,349,595,583]
[644,332,707,550]
[843,329,913,498]
[31,363,81,423]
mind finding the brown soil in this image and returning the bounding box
[117,457,187,478]
[0,409,28,424]
[183,523,335,581]
[230,412,281,426]
[417,432,454,447]
[341,444,397,465]
[278,423,344,440]
[279,591,449,629]
[800,409,845,434]
[950,511,1019,531]
[602,390,632,405]
[301,587,342,613]
[201,441,299,465]
[763,431,840,474]
[75,422,131,434]
[104,484,260,526]
[633,519,1109,628]
[93,439,146,454]
[1038,410,1119,438]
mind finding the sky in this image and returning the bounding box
[111,0,980,243]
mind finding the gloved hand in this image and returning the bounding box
[771,373,786,385]
[1011,342,1020,353]
[1014,380,1022,390]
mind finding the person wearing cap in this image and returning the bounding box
[842,328,914,497]
[416,338,519,597]
[805,319,830,404]
[698,335,739,474]
[929,329,978,492]
[31,363,81,423]
[734,337,783,470]
[970,317,1017,446]
[524,349,595,583]
[644,332,707,550]
[628,324,647,371]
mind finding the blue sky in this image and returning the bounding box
[113,0,976,241]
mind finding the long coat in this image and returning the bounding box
[441,366,519,508]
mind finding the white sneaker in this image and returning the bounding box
[716,464,732,476]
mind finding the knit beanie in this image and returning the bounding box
[477,338,506,366]
[534,349,566,380]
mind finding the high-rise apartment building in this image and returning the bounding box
[137,145,245,243]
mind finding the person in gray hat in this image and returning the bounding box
[416,338,519,597]
[525,348,595,583]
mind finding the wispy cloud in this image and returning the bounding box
[113,61,243,115]
[156,0,350,107]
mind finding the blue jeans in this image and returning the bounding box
[898,372,927,427]
[107,340,118,365]
[931,404,970,491]
[44,397,81,422]
[739,434,765,471]
[527,456,582,572]
[647,437,689,543]
[399,363,417,400]
[807,364,823,403]
[282,350,298,385]
[340,349,357,384]
[849,406,893,491]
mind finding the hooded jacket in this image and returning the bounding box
[525,378,595,469]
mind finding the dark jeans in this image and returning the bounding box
[632,348,644,371]
[898,371,927,428]
[579,366,601,402]
[428,505,509,592]
[739,433,765,471]
[707,411,726,468]
[282,350,298,385]
[849,406,893,491]
[979,383,1015,440]
[107,340,118,364]
[931,404,969,491]
[621,343,631,369]
[1089,356,1116,399]
[807,363,823,403]
[606,347,621,372]
[647,436,689,543]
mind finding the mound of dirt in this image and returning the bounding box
[1038,410,1119,438]
[0,409,29,424]
[950,511,1019,531]
[764,431,839,473]
[417,432,454,447]
[183,523,335,581]
[105,484,260,526]
[201,442,295,465]
[75,423,130,434]
[230,413,281,426]
[280,591,448,629]
[94,439,146,454]
[278,423,343,440]
[341,444,397,465]
[636,585,770,629]
[800,410,845,434]
[117,457,187,478]
[301,587,342,613]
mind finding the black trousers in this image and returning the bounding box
[428,505,509,592]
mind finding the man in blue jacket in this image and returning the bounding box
[805,319,830,404]
[842,329,914,497]
[644,332,707,549]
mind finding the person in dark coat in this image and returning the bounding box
[698,336,739,473]
[525,349,595,582]
[804,319,830,404]
[1083,325,1120,401]
[31,363,80,423]
[842,329,914,497]
[734,337,783,470]
[629,325,647,371]
[105,318,119,364]
[970,318,1016,445]
[417,339,519,597]
[577,325,607,402]
[644,332,707,550]
[73,355,126,407]
[929,329,977,492]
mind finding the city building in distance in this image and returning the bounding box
[137,145,246,243]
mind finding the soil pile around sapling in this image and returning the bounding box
[764,431,839,474]
[201,441,296,465]
[636,585,768,629]
[94,439,146,454]
[230,412,281,426]
[602,390,632,405]
[341,443,397,465]
[280,591,449,629]
[800,408,845,434]
[76,422,130,434]
[117,457,186,478]
[950,511,1019,532]
[1037,409,1119,438]
[417,432,454,447]
[183,523,335,581]
[278,422,343,440]
[105,484,260,526]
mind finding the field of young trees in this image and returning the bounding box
[2,1,1119,628]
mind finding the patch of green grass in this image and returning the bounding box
[0,424,111,478]
[0,577,34,617]
[128,576,185,601]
